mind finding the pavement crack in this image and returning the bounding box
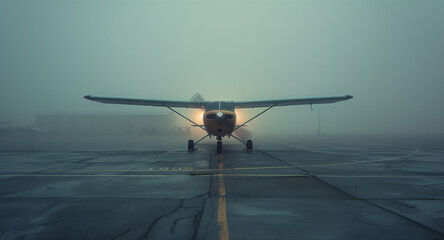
[191,193,209,199]
[193,152,215,240]
[343,202,392,240]
[74,157,95,163]
[315,176,444,237]
[0,200,61,237]
[170,214,196,234]
[192,209,203,240]
[111,228,134,240]
[111,222,147,240]
[140,199,184,240]
[200,198,215,240]
[368,200,444,237]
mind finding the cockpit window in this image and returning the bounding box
[205,102,234,111]
[205,102,218,110]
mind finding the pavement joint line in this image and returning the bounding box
[0,166,295,172]
[298,148,421,167]
[0,147,422,173]
[0,173,443,178]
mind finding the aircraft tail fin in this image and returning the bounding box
[189,93,205,102]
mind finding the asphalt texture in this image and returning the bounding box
[0,135,443,239]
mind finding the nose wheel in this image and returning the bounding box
[217,141,222,153]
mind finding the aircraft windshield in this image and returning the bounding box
[205,101,234,111]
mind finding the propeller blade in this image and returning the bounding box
[233,127,252,142]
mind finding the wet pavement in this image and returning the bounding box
[0,135,443,239]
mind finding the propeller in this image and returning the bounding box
[233,127,252,142]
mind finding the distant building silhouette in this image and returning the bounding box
[36,114,186,136]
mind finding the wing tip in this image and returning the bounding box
[84,95,92,100]
[346,95,353,99]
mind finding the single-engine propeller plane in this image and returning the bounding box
[84,93,353,153]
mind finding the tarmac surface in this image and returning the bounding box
[0,135,443,239]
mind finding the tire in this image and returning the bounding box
[217,141,222,153]
[188,140,194,152]
[246,140,253,151]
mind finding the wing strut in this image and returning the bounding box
[232,105,275,133]
[195,134,210,145]
[165,106,207,133]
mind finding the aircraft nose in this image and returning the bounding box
[216,112,224,122]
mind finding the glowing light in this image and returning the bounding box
[235,110,242,123]
[195,111,204,124]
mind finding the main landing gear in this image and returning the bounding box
[188,140,194,152]
[188,136,253,153]
[215,137,253,153]
[246,139,253,151]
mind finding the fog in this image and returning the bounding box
[1,0,443,137]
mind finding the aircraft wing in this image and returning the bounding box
[234,95,353,108]
[84,95,205,109]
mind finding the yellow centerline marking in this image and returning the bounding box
[217,154,229,240]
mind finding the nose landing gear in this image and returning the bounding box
[217,141,222,153]
[188,135,251,153]
[216,136,223,153]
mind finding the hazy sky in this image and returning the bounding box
[1,0,443,135]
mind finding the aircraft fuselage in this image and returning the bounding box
[203,110,236,137]
[203,101,236,137]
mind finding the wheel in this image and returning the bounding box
[217,141,222,153]
[246,140,253,151]
[188,140,194,152]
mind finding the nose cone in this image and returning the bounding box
[216,112,224,118]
